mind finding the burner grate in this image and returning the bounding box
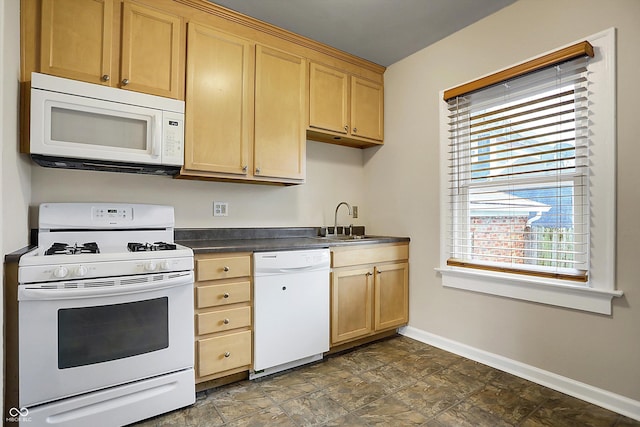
[45,242,100,256]
[127,242,177,252]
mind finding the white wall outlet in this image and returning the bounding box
[213,201,228,217]
[352,206,358,219]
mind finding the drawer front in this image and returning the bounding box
[196,255,251,281]
[196,306,251,335]
[197,330,252,377]
[196,281,251,309]
[332,243,409,268]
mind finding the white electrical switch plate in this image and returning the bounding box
[352,206,358,219]
[213,201,228,217]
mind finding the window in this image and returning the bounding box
[438,29,621,314]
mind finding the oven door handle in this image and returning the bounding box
[18,272,194,301]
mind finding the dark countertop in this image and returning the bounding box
[175,227,409,254]
[4,228,410,261]
[4,245,36,263]
[178,235,410,254]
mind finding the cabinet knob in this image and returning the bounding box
[224,351,231,358]
[223,266,230,272]
[223,292,230,299]
[353,127,358,133]
[255,167,261,174]
[344,125,349,131]
[101,74,110,82]
[121,78,129,86]
[242,165,248,172]
[377,270,383,274]
[223,318,230,325]
[366,272,372,277]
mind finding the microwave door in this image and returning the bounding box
[31,89,162,165]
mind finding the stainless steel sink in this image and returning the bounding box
[315,235,377,241]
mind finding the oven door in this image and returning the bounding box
[18,271,194,407]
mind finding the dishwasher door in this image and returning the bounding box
[252,249,330,378]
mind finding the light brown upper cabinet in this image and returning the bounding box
[308,62,384,147]
[183,23,253,177]
[253,46,306,181]
[182,22,306,184]
[39,0,182,99]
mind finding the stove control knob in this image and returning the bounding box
[144,261,157,272]
[160,260,171,270]
[53,266,69,279]
[75,265,88,277]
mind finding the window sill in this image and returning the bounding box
[435,266,623,315]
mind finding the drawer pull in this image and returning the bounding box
[223,266,230,272]
[224,351,231,358]
[223,318,230,325]
[223,293,230,299]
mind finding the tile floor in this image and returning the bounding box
[132,336,640,426]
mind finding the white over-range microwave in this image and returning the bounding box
[29,72,185,175]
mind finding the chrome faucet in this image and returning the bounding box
[334,202,352,235]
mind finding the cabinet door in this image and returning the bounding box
[184,23,253,175]
[40,0,114,85]
[351,76,384,141]
[197,330,251,378]
[196,306,252,335]
[196,254,251,282]
[374,262,409,331]
[120,1,182,98]
[254,45,306,180]
[308,62,349,135]
[331,267,373,344]
[195,281,251,309]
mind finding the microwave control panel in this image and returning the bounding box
[162,111,184,166]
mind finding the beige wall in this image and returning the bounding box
[371,0,640,401]
[30,140,367,229]
[2,0,29,254]
[2,0,27,418]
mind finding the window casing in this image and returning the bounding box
[438,29,621,314]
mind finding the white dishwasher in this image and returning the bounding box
[251,248,330,379]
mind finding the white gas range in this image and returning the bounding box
[17,203,195,427]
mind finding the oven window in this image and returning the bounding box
[58,297,169,369]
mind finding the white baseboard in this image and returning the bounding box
[399,326,640,422]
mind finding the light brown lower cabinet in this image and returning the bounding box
[330,243,409,346]
[197,330,252,377]
[193,253,253,383]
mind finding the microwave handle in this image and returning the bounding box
[151,114,162,158]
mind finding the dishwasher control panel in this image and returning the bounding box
[254,249,330,274]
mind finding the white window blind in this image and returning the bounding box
[446,50,593,282]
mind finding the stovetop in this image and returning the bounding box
[42,241,179,256]
[18,203,194,284]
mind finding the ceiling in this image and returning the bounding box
[209,0,517,66]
